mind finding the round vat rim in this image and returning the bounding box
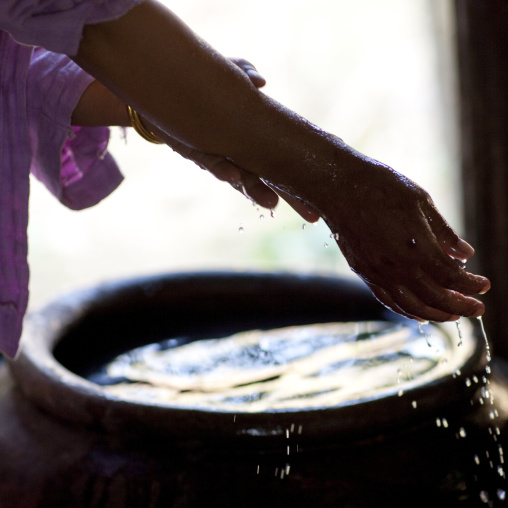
[9,271,486,443]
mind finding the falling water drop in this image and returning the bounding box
[238,226,244,234]
[302,223,306,230]
[480,490,489,503]
[418,322,432,347]
[456,319,464,347]
[498,489,506,501]
[477,316,492,362]
[459,427,467,438]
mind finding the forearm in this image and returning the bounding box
[71,79,130,126]
[73,0,344,204]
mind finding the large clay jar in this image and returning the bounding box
[0,272,506,507]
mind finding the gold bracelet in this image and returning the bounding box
[126,105,163,144]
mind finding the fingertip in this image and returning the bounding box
[478,279,491,295]
[304,210,320,223]
[247,70,266,88]
[453,238,475,260]
[472,307,485,318]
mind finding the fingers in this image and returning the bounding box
[238,170,279,209]
[260,183,320,222]
[425,205,475,261]
[367,283,426,321]
[363,257,488,322]
[229,58,266,88]
[367,279,484,323]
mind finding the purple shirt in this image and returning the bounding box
[0,0,140,358]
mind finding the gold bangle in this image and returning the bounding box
[126,105,163,144]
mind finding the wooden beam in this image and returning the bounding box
[455,0,508,357]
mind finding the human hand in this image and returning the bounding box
[314,152,490,322]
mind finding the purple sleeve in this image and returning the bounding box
[27,48,123,210]
[0,0,141,55]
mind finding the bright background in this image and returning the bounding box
[27,0,460,310]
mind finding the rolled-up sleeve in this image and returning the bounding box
[0,0,141,55]
[27,48,124,210]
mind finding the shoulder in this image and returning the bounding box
[0,0,142,55]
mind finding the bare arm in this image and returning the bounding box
[72,0,490,322]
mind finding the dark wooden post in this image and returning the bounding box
[455,0,508,358]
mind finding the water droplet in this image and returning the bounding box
[459,427,467,438]
[412,400,418,409]
[489,410,499,420]
[474,454,481,465]
[270,209,276,219]
[286,428,290,439]
[486,365,492,374]
[498,466,505,477]
[287,445,290,455]
[285,464,291,475]
[477,316,492,362]
[302,223,306,230]
[442,418,449,428]
[324,243,328,248]
[418,322,432,347]
[473,375,479,384]
[290,423,295,433]
[480,490,489,503]
[456,319,464,347]
[238,226,244,234]
[257,465,260,474]
[465,377,472,387]
[259,214,264,220]
[398,389,404,397]
[436,418,442,427]
[498,489,506,501]
[298,425,303,435]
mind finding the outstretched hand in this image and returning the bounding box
[312,151,490,322]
